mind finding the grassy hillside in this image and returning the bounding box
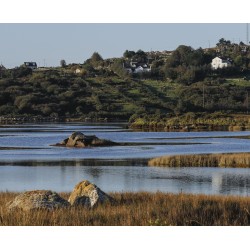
[0,68,249,123]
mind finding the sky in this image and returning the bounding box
[0,23,249,68]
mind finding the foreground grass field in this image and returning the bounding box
[1,192,250,226]
[148,153,250,168]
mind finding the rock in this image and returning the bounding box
[68,180,114,208]
[70,132,85,140]
[52,132,118,147]
[67,132,86,146]
[73,196,91,208]
[59,138,68,145]
[7,190,70,211]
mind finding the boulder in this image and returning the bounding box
[68,180,114,208]
[52,132,118,148]
[7,190,70,211]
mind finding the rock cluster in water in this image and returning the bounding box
[53,132,118,147]
[7,180,114,211]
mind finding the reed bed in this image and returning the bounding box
[148,153,250,168]
[0,192,250,226]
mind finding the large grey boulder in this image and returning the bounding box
[53,132,118,147]
[68,180,114,208]
[7,190,70,211]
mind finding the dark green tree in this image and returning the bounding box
[111,59,130,79]
[60,59,66,68]
[123,50,136,58]
[132,49,148,63]
[89,52,104,67]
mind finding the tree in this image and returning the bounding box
[12,66,32,78]
[82,63,95,76]
[91,52,103,62]
[166,45,194,67]
[189,48,204,66]
[60,59,66,68]
[216,38,231,47]
[111,59,130,79]
[132,50,148,63]
[123,50,136,58]
[234,55,244,67]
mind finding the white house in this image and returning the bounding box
[211,57,232,69]
[134,66,144,73]
[124,67,133,74]
[75,68,82,74]
[123,61,151,74]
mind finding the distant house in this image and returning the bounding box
[134,65,151,73]
[124,67,133,74]
[211,57,232,69]
[24,62,37,70]
[123,61,151,74]
[75,68,82,74]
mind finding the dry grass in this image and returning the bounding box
[0,192,250,226]
[148,153,250,168]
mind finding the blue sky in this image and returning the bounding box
[0,23,248,68]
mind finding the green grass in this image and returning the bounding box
[225,78,250,87]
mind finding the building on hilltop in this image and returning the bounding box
[75,68,82,74]
[24,62,37,70]
[211,57,232,69]
[123,61,151,74]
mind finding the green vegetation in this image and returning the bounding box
[0,39,250,123]
[148,153,250,168]
[1,191,250,226]
[130,112,250,130]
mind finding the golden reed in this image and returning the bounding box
[0,192,250,226]
[148,153,250,168]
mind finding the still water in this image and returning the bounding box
[1,123,250,196]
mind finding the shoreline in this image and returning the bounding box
[130,113,250,132]
[0,115,128,125]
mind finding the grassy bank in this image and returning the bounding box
[148,153,250,168]
[130,113,250,131]
[1,192,250,226]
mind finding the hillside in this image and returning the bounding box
[1,39,250,124]
[0,69,249,123]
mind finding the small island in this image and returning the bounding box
[52,132,118,147]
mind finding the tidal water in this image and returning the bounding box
[1,123,250,196]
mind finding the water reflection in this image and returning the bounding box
[1,123,250,196]
[0,163,250,196]
[0,158,148,167]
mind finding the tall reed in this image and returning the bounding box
[0,192,250,226]
[148,153,250,168]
